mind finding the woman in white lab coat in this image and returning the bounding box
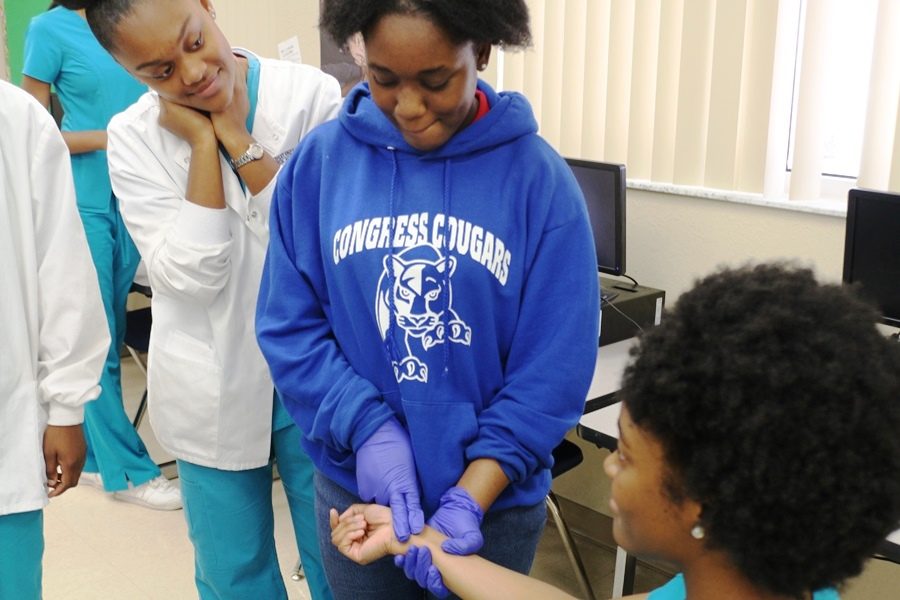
[56,1,342,598]
[0,80,110,600]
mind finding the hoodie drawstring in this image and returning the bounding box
[383,149,454,382]
[440,159,452,377]
[384,147,401,371]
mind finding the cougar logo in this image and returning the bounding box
[376,244,472,383]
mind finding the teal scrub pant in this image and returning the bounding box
[80,204,160,491]
[177,400,332,600]
[0,510,43,600]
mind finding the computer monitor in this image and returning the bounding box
[843,188,900,328]
[565,158,626,276]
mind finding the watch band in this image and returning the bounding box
[231,142,264,170]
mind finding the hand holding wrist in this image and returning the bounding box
[397,487,484,596]
[356,417,425,541]
[429,486,485,555]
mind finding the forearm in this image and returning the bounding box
[20,77,108,154]
[61,129,107,154]
[405,528,575,600]
[186,137,226,209]
[456,458,510,512]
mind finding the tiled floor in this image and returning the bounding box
[40,355,668,599]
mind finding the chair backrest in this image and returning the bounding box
[551,439,584,479]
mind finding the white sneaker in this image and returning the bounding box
[78,471,104,489]
[113,475,183,511]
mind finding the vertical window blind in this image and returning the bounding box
[484,0,900,199]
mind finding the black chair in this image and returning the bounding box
[876,536,900,566]
[547,439,596,600]
[124,283,152,429]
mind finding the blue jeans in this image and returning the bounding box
[0,510,43,600]
[314,472,546,600]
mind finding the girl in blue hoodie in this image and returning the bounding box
[257,2,600,598]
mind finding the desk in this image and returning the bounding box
[880,528,900,565]
[578,400,622,450]
[584,338,638,412]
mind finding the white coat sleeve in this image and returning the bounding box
[107,111,233,306]
[31,107,110,426]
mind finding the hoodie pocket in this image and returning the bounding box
[148,329,221,462]
[402,399,478,514]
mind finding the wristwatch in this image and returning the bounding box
[230,142,264,170]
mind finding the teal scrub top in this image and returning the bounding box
[648,574,840,599]
[23,6,146,214]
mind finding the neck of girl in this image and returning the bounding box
[681,552,812,600]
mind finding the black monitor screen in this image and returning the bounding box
[843,188,900,327]
[565,158,626,276]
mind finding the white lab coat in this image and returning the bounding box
[107,52,341,470]
[0,81,109,516]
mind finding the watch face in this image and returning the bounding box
[250,143,264,159]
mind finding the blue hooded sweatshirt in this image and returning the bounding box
[257,80,599,514]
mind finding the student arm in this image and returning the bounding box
[467,173,600,496]
[23,93,108,494]
[107,109,233,305]
[20,75,108,154]
[255,163,394,460]
[331,504,577,600]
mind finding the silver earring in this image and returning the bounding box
[210,10,217,19]
[478,63,487,71]
[691,524,705,540]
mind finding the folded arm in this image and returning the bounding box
[107,111,234,305]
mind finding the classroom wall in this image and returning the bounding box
[0,1,8,81]
[623,189,846,300]
[214,0,321,68]
[4,0,45,83]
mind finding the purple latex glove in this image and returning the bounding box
[428,486,485,555]
[395,486,483,596]
[355,417,425,541]
[394,546,448,598]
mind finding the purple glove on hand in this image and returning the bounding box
[395,486,484,597]
[428,486,485,555]
[355,418,425,541]
[394,546,448,598]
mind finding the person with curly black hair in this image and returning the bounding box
[330,264,900,600]
[256,1,600,599]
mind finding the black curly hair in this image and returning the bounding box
[320,0,531,48]
[621,264,900,599]
[55,0,142,52]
